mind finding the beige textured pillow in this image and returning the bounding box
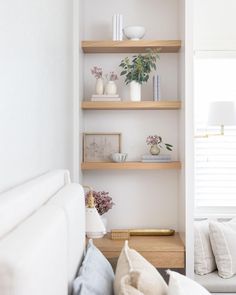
[194,220,216,275]
[209,218,236,278]
[114,241,168,295]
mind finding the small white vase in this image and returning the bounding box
[130,81,141,101]
[105,81,117,95]
[95,78,104,95]
[101,215,107,234]
[150,144,160,155]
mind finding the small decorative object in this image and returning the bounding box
[83,186,106,239]
[113,14,123,41]
[120,50,159,101]
[105,71,118,95]
[111,152,127,163]
[111,230,130,240]
[123,25,146,40]
[86,190,115,234]
[111,229,175,240]
[153,74,161,101]
[91,66,104,95]
[83,133,121,162]
[146,135,173,155]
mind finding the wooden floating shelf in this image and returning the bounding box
[81,101,181,110]
[81,161,181,170]
[81,40,181,53]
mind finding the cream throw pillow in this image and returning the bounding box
[168,270,210,295]
[114,241,168,295]
[209,218,236,278]
[194,220,216,275]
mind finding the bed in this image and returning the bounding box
[0,170,85,295]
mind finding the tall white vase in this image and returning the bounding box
[95,78,104,95]
[130,81,141,101]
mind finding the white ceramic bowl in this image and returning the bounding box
[111,153,128,163]
[123,26,146,40]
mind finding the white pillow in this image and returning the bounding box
[114,241,168,295]
[194,220,216,275]
[209,218,236,278]
[168,270,210,295]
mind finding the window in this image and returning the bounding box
[194,55,236,216]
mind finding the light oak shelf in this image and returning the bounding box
[81,101,181,110]
[93,233,185,268]
[81,40,181,53]
[81,161,181,170]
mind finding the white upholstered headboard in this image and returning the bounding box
[0,170,85,295]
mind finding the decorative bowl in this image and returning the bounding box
[111,153,128,163]
[123,26,146,40]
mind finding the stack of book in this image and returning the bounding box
[141,154,171,162]
[112,14,123,41]
[91,94,121,102]
[153,74,161,101]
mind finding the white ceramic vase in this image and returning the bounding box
[101,215,107,234]
[95,78,104,95]
[130,81,141,101]
[105,81,117,95]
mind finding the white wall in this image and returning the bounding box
[0,0,74,192]
[194,0,236,50]
[81,0,181,230]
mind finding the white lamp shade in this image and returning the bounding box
[208,101,236,126]
[86,207,105,238]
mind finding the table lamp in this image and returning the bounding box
[84,186,105,239]
[195,101,236,138]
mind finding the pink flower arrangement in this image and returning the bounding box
[106,71,118,81]
[91,66,103,79]
[85,190,115,215]
[146,135,173,151]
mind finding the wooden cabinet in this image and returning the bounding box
[92,233,185,269]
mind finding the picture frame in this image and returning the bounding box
[83,133,121,162]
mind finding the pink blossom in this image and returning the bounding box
[91,66,103,79]
[85,190,115,215]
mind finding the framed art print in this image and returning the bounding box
[83,133,121,162]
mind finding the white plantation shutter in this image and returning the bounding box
[195,126,236,209]
[194,56,236,215]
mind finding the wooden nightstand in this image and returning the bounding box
[92,233,185,269]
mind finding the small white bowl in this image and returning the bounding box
[123,26,146,40]
[111,153,128,163]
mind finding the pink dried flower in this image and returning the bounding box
[146,135,173,151]
[91,66,103,79]
[106,71,118,81]
[146,135,162,145]
[85,190,115,215]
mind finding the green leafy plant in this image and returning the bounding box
[119,49,159,85]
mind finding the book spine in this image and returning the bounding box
[157,75,161,101]
[112,14,117,41]
[153,74,161,101]
[153,75,157,101]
